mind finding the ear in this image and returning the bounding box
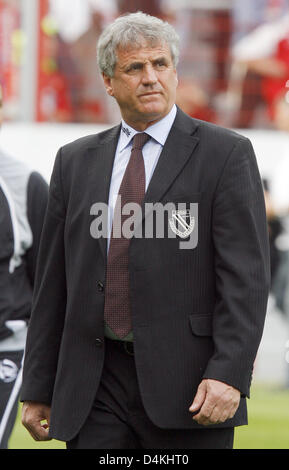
[102,73,114,97]
[174,69,178,87]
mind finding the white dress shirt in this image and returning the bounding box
[107,104,177,250]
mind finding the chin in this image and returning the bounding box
[140,103,167,118]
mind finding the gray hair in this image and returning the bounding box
[97,11,180,77]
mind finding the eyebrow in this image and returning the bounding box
[126,56,169,69]
[152,56,168,64]
[126,61,143,69]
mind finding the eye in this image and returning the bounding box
[126,63,143,73]
[154,59,167,69]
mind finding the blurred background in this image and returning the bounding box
[1,0,289,449]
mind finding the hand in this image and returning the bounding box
[189,379,240,426]
[21,401,52,441]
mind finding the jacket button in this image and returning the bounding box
[95,338,103,346]
[97,281,104,292]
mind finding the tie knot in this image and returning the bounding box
[132,133,150,150]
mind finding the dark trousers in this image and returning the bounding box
[67,338,234,449]
[0,349,23,449]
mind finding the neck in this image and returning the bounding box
[122,106,175,132]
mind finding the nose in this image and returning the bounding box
[141,64,158,86]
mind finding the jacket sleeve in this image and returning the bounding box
[202,137,271,397]
[20,149,67,405]
[25,171,49,285]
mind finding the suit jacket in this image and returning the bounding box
[20,107,270,442]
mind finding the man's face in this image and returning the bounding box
[103,40,178,130]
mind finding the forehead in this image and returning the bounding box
[115,40,172,66]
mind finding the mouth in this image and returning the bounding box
[139,92,161,97]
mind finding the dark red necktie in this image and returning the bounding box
[104,132,150,338]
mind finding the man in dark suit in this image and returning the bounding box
[0,84,48,448]
[21,12,270,449]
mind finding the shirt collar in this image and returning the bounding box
[119,104,177,152]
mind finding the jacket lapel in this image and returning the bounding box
[87,124,121,260]
[142,108,200,217]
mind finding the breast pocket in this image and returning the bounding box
[189,313,213,337]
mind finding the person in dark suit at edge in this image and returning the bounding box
[20,12,270,449]
[0,84,48,448]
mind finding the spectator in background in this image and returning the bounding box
[230,10,289,127]
[273,84,289,131]
[176,78,217,122]
[48,0,118,123]
[0,84,48,447]
[231,0,289,44]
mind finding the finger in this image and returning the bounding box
[201,395,236,425]
[189,382,207,413]
[226,398,240,420]
[192,380,220,424]
[192,402,217,425]
[207,403,228,424]
[192,391,218,425]
[198,393,240,425]
[26,423,51,441]
[217,390,240,423]
[219,406,236,423]
[192,389,229,425]
[22,417,52,441]
[21,403,52,441]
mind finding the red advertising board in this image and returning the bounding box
[36,0,72,122]
[0,0,21,118]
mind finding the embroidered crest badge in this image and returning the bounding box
[169,209,195,239]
